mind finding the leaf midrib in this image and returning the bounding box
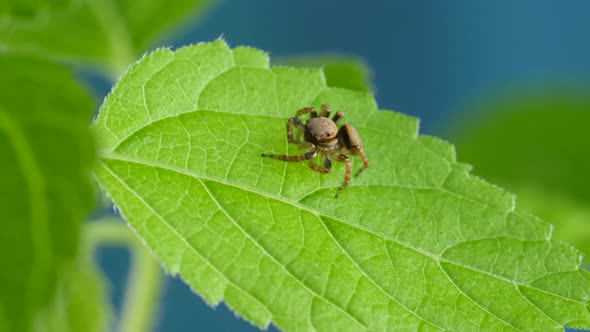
[99,153,565,277]
[101,152,586,330]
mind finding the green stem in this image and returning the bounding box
[85,219,163,332]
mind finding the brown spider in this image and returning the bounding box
[261,104,369,198]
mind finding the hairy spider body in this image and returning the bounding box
[261,104,369,198]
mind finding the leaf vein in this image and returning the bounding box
[319,216,446,330]
[100,154,587,308]
[197,179,367,329]
[437,261,519,331]
[98,161,272,319]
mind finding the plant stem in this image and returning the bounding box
[85,219,163,332]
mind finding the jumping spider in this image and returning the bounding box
[261,104,369,198]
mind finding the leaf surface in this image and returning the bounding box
[92,40,590,331]
[0,57,100,331]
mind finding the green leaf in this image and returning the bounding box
[447,92,590,262]
[449,92,590,204]
[92,40,590,331]
[515,187,590,266]
[0,0,212,74]
[275,55,373,92]
[35,252,111,332]
[0,0,72,18]
[0,57,98,332]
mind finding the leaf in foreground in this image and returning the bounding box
[92,40,590,331]
[0,57,100,331]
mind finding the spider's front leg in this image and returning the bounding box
[295,107,318,118]
[287,107,318,143]
[261,149,317,162]
[286,116,306,144]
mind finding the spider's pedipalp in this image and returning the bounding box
[308,152,332,173]
[323,154,332,171]
[308,159,330,173]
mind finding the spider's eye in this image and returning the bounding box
[325,131,330,137]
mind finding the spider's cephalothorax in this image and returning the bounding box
[261,104,369,198]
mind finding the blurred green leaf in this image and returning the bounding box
[0,0,212,74]
[277,55,373,92]
[516,187,590,264]
[448,91,590,261]
[37,252,111,332]
[0,57,98,331]
[92,40,590,330]
[0,0,72,18]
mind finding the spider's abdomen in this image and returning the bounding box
[338,124,364,153]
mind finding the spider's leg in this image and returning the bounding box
[295,107,318,118]
[332,111,345,125]
[355,148,370,177]
[261,150,317,162]
[333,154,352,198]
[320,104,331,118]
[308,152,331,173]
[287,117,306,144]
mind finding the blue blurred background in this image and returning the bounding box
[96,1,590,331]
